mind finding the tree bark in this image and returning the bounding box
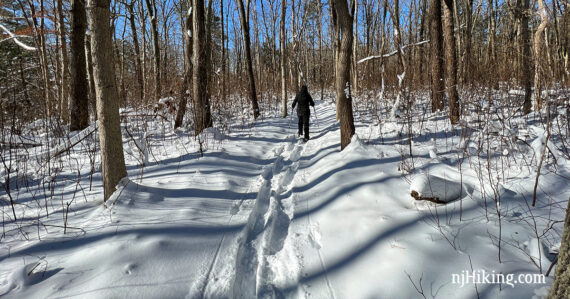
[87,0,127,201]
[519,0,532,114]
[85,33,97,121]
[533,0,548,111]
[463,0,473,86]
[331,0,356,150]
[127,1,144,103]
[192,0,213,134]
[175,0,192,129]
[280,0,287,118]
[70,0,90,131]
[430,0,445,111]
[549,198,570,298]
[56,0,70,123]
[144,0,161,101]
[487,0,498,89]
[237,0,260,119]
[352,0,358,93]
[443,0,460,124]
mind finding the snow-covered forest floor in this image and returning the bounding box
[1,91,569,298]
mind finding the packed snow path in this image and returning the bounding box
[1,99,565,298]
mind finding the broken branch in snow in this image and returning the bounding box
[358,40,429,64]
[0,23,37,51]
[51,122,98,158]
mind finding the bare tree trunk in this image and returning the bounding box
[139,0,148,103]
[127,1,144,103]
[352,0,358,93]
[70,0,90,131]
[221,0,226,105]
[389,0,407,118]
[175,0,192,129]
[192,0,213,134]
[430,0,445,111]
[487,0,498,89]
[443,0,460,124]
[463,0,473,87]
[87,0,127,201]
[85,33,97,121]
[237,0,260,119]
[280,0,287,118]
[331,0,340,120]
[549,198,570,298]
[331,0,355,150]
[144,0,161,101]
[519,0,532,114]
[32,0,53,119]
[56,0,70,122]
[533,0,548,111]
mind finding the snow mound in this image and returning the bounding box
[0,260,46,296]
[105,177,131,208]
[410,173,463,203]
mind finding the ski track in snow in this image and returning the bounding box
[232,135,306,298]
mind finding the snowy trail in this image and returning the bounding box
[232,136,306,298]
[1,98,566,299]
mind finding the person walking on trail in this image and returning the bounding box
[292,85,315,141]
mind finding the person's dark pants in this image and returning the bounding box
[297,111,310,139]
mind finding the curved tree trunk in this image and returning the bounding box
[87,0,127,201]
[70,0,90,131]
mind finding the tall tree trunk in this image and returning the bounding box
[533,0,548,111]
[331,0,355,150]
[430,0,445,111]
[87,0,127,201]
[280,0,287,118]
[139,0,148,103]
[56,0,70,123]
[519,0,532,114]
[237,0,260,119]
[192,0,213,134]
[221,0,226,106]
[352,0,358,93]
[443,0,459,124]
[70,0,90,131]
[331,0,340,120]
[85,33,97,120]
[127,2,144,103]
[463,0,473,87]
[487,0,497,88]
[33,0,53,120]
[144,0,161,101]
[175,0,192,129]
[549,199,570,298]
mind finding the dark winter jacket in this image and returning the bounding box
[292,85,315,115]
